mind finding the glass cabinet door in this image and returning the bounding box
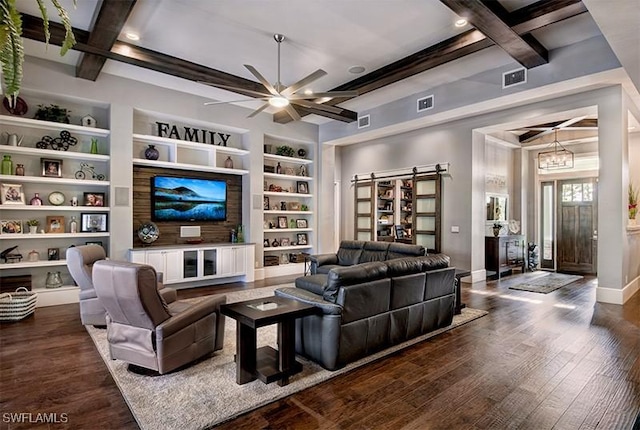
[203,249,217,276]
[183,250,198,279]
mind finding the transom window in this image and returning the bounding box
[562,183,593,202]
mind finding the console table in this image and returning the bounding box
[485,235,526,279]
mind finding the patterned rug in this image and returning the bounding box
[509,272,583,294]
[86,284,488,430]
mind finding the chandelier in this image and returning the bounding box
[537,128,574,169]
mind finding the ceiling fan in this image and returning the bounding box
[200,34,358,121]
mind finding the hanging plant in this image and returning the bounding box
[0,0,77,108]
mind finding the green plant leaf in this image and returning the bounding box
[49,0,76,56]
[0,0,24,102]
[35,0,49,44]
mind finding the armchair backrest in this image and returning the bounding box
[66,244,106,292]
[93,260,171,330]
[336,240,365,266]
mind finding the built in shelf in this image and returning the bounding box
[133,134,249,155]
[263,228,313,233]
[0,145,110,161]
[0,115,110,137]
[264,172,313,181]
[263,191,312,198]
[264,245,312,251]
[1,205,110,212]
[264,210,313,215]
[0,259,68,270]
[0,174,109,187]
[263,153,313,165]
[132,158,249,175]
[0,232,110,240]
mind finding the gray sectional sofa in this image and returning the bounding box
[310,240,426,275]
[275,247,455,370]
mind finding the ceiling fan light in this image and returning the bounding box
[269,97,290,108]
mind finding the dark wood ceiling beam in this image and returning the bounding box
[517,118,598,142]
[440,0,548,68]
[76,0,137,81]
[277,0,585,123]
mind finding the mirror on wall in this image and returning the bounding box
[486,193,508,221]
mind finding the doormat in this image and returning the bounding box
[509,272,583,294]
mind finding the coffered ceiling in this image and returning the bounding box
[14,0,627,125]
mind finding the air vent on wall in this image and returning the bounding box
[358,114,370,129]
[503,68,527,88]
[417,95,434,113]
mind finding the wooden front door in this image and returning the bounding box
[557,178,597,274]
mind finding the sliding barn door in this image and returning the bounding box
[413,174,442,253]
[354,180,374,241]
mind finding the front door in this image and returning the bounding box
[557,178,597,274]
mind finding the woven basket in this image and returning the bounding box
[0,287,37,321]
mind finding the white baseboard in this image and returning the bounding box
[35,286,79,307]
[596,276,640,304]
[464,269,486,284]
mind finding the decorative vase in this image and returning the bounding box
[28,250,39,262]
[90,138,98,154]
[69,216,78,234]
[493,227,501,237]
[45,271,63,289]
[224,156,233,169]
[237,225,244,243]
[15,164,24,176]
[1,155,13,175]
[30,193,43,205]
[28,226,37,234]
[144,145,159,160]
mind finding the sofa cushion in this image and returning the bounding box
[295,274,327,296]
[417,254,450,271]
[385,257,425,277]
[315,264,341,275]
[386,243,425,260]
[323,261,388,303]
[357,241,391,263]
[336,240,365,266]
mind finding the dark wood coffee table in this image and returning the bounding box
[221,295,316,386]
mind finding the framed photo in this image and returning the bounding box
[288,201,300,211]
[47,248,60,261]
[297,181,309,194]
[46,216,65,233]
[85,241,103,247]
[0,183,25,204]
[83,192,105,207]
[263,196,270,210]
[263,239,270,247]
[0,220,23,235]
[280,238,290,246]
[296,219,308,228]
[277,216,288,229]
[41,158,63,178]
[297,233,308,245]
[81,213,108,232]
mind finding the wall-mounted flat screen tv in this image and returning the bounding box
[151,176,227,221]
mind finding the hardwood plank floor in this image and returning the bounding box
[1,273,638,430]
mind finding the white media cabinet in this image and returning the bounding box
[128,243,255,286]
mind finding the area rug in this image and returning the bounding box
[86,284,488,430]
[509,272,583,294]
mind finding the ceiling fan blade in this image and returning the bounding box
[281,69,328,97]
[289,90,358,100]
[204,97,270,106]
[283,104,302,121]
[291,99,346,115]
[244,65,280,96]
[198,81,271,98]
[247,102,271,118]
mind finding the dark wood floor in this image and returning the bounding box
[1,274,639,430]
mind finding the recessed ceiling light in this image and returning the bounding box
[125,32,140,41]
[348,65,366,74]
[455,19,468,27]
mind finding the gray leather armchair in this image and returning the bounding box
[92,260,226,374]
[66,245,177,326]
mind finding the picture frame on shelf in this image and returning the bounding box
[284,167,295,176]
[280,238,290,246]
[41,158,63,178]
[296,233,308,245]
[0,220,23,235]
[46,216,65,233]
[47,248,60,261]
[81,213,108,232]
[83,192,105,207]
[296,219,308,228]
[288,202,300,211]
[263,239,270,248]
[296,181,309,194]
[1,183,25,205]
[263,196,270,210]
[277,216,288,229]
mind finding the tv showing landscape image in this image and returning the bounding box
[152,176,227,221]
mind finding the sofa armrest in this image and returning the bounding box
[156,295,226,339]
[310,253,338,274]
[275,287,342,315]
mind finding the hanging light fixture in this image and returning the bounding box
[537,128,574,169]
